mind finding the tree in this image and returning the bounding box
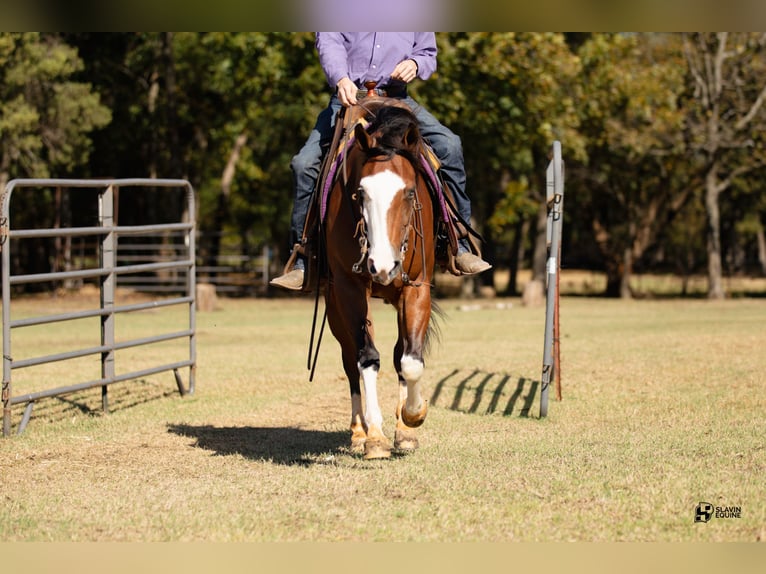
[682,32,766,298]
[0,33,111,189]
[168,32,326,266]
[419,33,583,295]
[71,33,326,270]
[0,33,111,288]
[572,33,689,297]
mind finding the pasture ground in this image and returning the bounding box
[0,276,764,551]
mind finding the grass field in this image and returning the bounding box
[0,284,764,543]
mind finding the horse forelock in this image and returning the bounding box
[365,105,421,156]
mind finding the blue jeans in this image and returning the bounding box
[289,95,473,267]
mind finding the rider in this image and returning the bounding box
[270,32,492,290]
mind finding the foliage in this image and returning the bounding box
[3,32,766,296]
[681,32,766,297]
[0,33,111,187]
[421,33,584,221]
[571,33,690,296]
[169,32,327,247]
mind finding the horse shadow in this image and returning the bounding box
[167,423,349,466]
[429,368,541,417]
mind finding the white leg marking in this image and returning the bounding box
[359,363,384,430]
[351,393,364,428]
[400,354,424,413]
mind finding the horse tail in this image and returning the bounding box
[423,298,445,357]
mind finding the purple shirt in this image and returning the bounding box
[315,32,437,90]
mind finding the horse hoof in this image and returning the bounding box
[401,400,428,428]
[364,439,392,460]
[394,428,419,452]
[350,436,366,455]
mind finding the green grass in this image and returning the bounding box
[0,292,764,542]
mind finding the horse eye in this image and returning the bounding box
[405,188,416,200]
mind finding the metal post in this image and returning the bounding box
[99,185,116,413]
[2,188,12,436]
[540,141,564,418]
[185,183,196,395]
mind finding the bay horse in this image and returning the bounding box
[323,101,437,459]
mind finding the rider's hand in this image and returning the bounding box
[336,77,358,107]
[390,59,418,84]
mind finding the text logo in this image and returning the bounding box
[694,502,741,523]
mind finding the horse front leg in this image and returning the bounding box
[394,287,431,451]
[327,280,391,459]
[344,354,367,456]
[357,308,392,459]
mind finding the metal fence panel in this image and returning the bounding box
[1,178,196,436]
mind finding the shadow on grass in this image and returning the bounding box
[430,368,540,417]
[10,379,179,434]
[167,423,349,466]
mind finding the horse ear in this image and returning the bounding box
[355,123,372,151]
[403,125,420,152]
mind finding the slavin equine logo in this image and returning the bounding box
[694,502,741,523]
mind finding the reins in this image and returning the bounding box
[401,181,430,288]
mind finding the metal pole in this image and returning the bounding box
[540,141,564,418]
[2,182,13,436]
[554,158,565,401]
[185,182,197,395]
[100,185,116,413]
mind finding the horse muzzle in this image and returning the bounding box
[367,257,402,285]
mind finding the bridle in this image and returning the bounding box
[349,150,429,287]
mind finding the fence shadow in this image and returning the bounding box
[11,379,178,432]
[430,368,540,417]
[167,423,349,466]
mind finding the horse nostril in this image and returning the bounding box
[368,259,377,274]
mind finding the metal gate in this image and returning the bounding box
[1,178,196,436]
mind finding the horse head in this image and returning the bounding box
[353,106,422,285]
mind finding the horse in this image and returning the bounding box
[323,101,438,459]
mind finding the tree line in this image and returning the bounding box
[2,32,765,298]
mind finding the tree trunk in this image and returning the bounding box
[504,217,527,296]
[704,167,725,299]
[604,256,624,298]
[207,133,249,275]
[756,220,766,276]
[620,245,633,298]
[162,32,182,179]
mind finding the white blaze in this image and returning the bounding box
[359,169,404,278]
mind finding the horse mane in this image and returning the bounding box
[362,105,422,166]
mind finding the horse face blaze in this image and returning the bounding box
[359,169,406,284]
